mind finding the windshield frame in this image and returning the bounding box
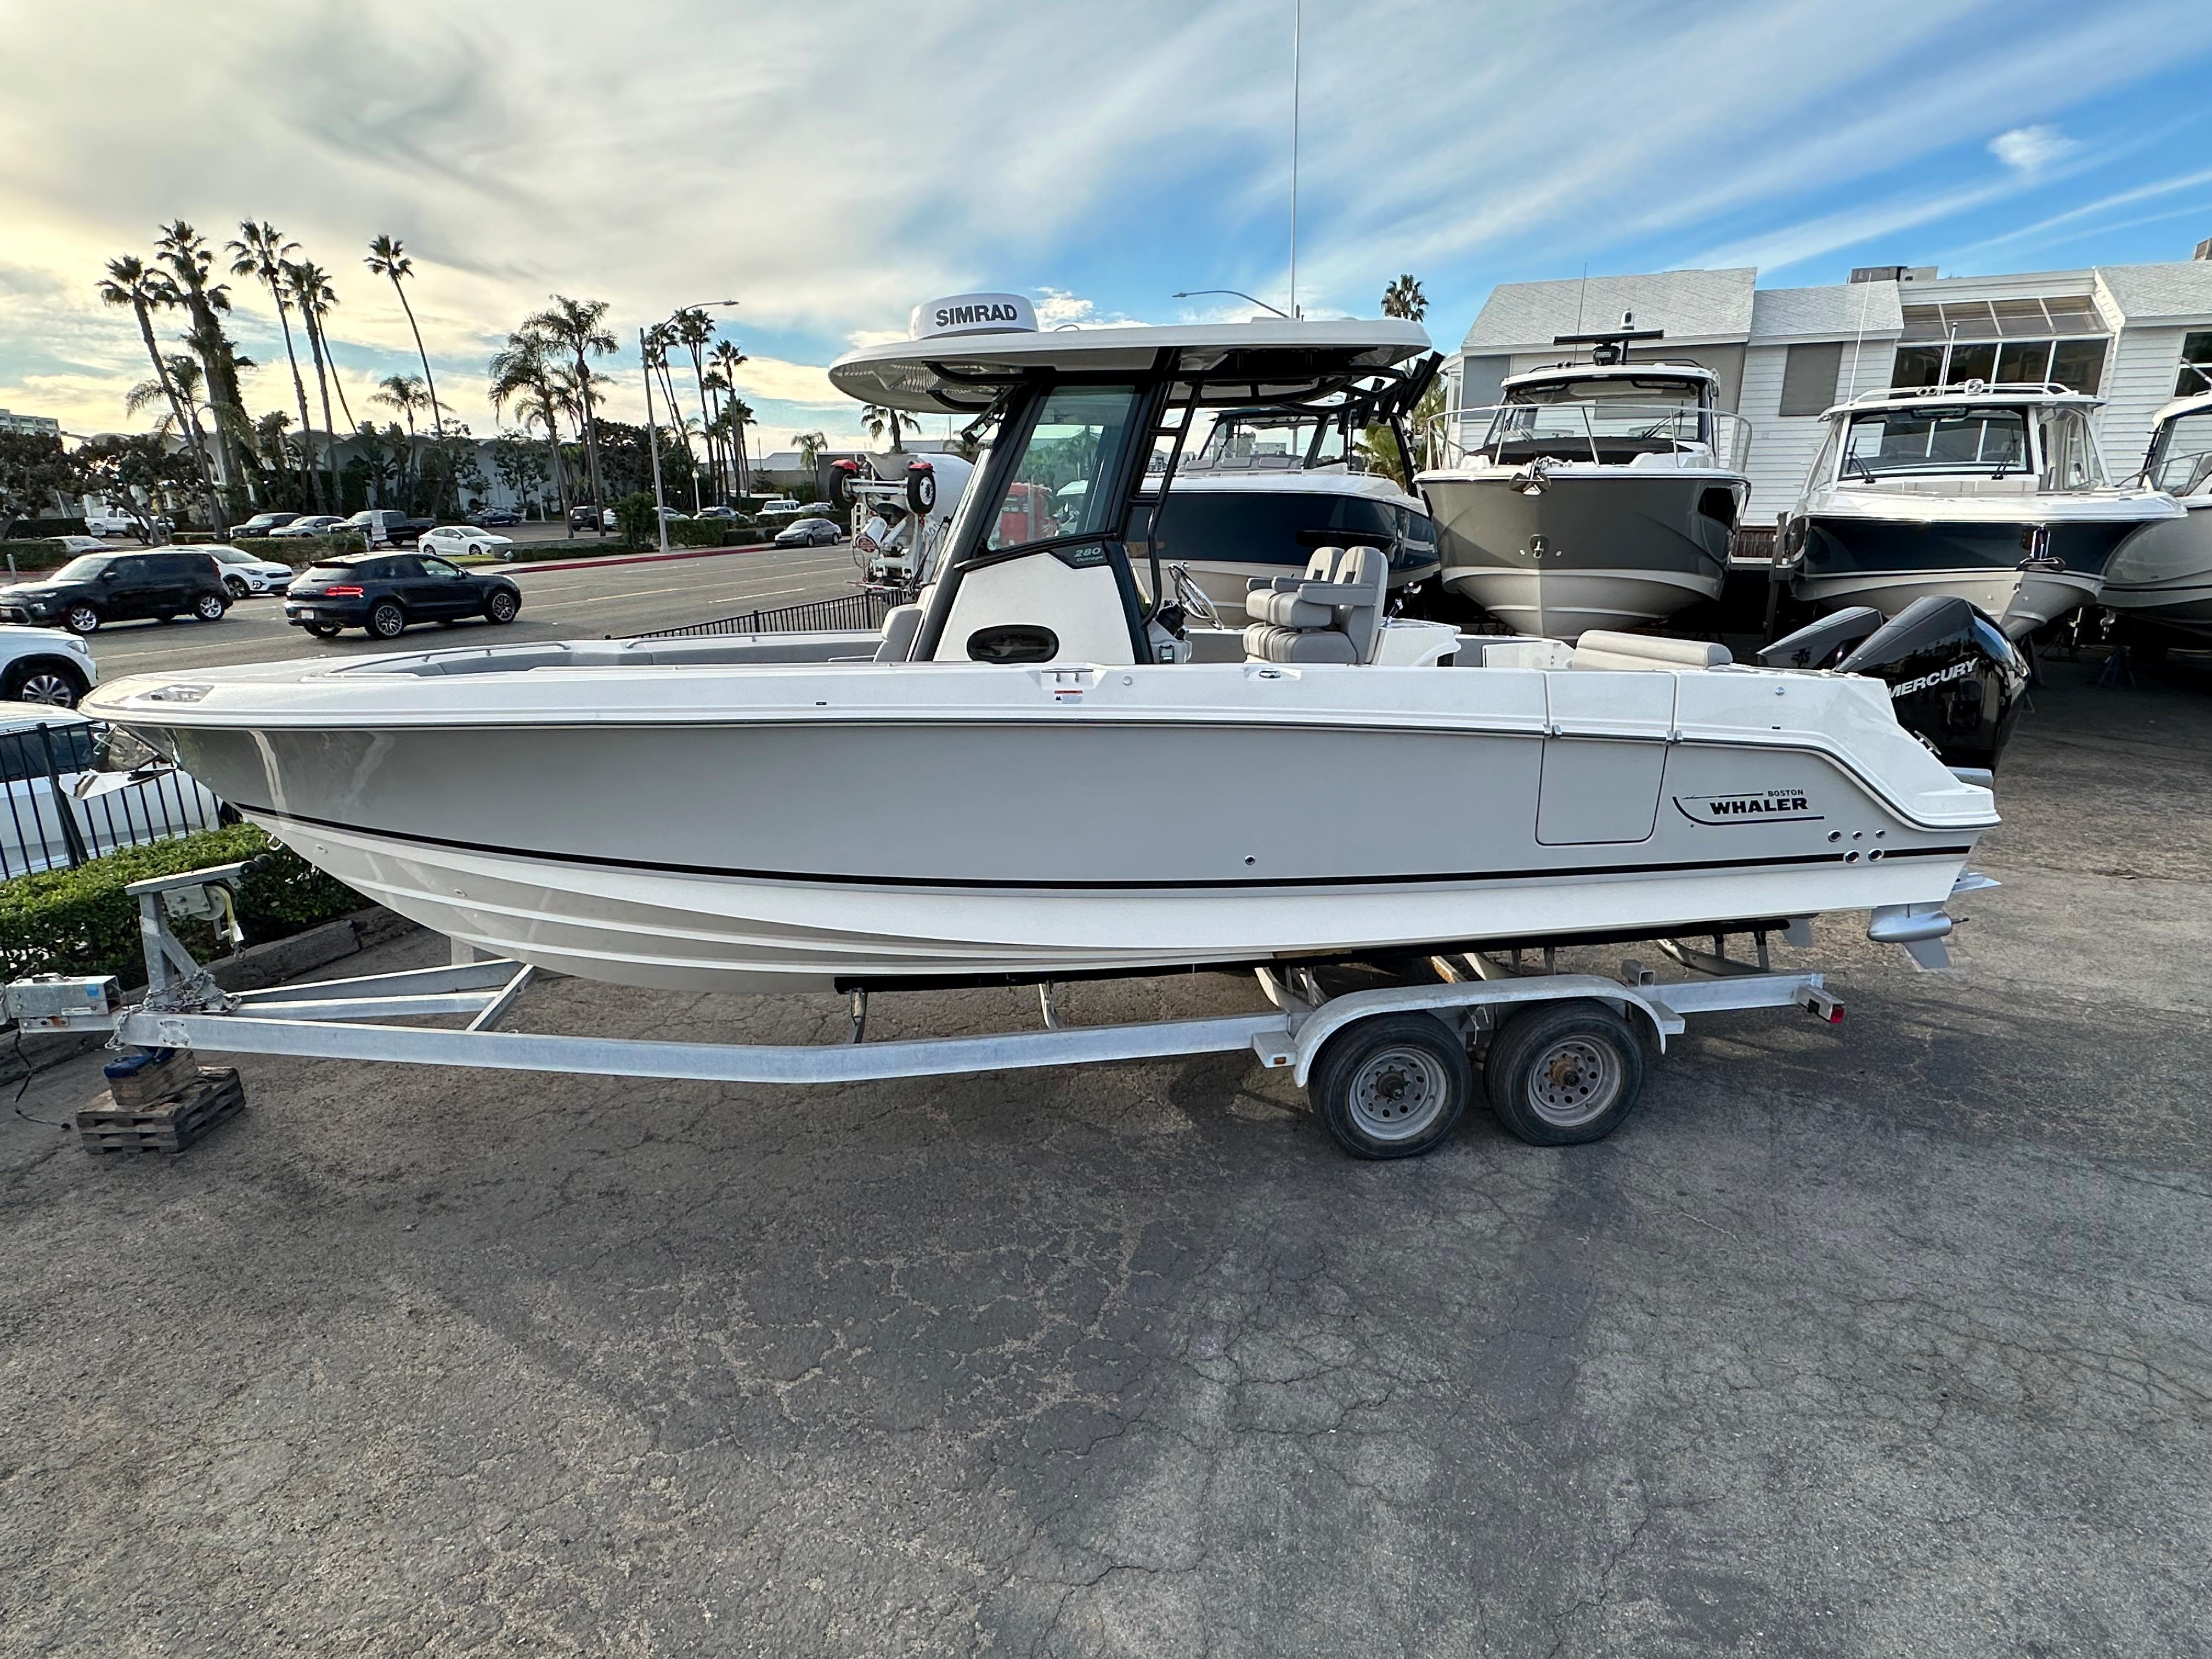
[1836,403,2038,483]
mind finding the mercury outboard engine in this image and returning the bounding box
[1760,596,2029,771]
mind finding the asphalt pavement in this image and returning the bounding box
[76,545,863,679]
[0,652,2207,1656]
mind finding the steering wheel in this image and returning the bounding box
[1167,563,1221,628]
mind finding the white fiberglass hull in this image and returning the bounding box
[87,650,1995,995]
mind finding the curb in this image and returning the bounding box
[504,544,777,574]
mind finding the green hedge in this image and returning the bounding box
[1,539,69,572]
[230,532,369,567]
[0,823,366,984]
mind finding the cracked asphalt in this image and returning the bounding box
[2,653,2207,1656]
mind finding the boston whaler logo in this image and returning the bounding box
[1674,787,1822,826]
[1891,658,1976,699]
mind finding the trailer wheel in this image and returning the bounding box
[1308,1013,1470,1160]
[1483,1000,1645,1146]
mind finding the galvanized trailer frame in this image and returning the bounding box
[0,857,1983,1157]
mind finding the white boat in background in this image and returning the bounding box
[1777,381,2185,638]
[84,309,1997,996]
[1418,323,1751,638]
[2102,389,2212,644]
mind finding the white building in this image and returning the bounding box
[1447,253,2212,522]
[0,408,63,439]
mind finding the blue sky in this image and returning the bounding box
[2,0,2209,451]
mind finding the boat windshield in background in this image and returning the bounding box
[1136,487,1436,583]
[1833,403,2106,489]
[2144,408,2212,495]
[1435,401,1751,472]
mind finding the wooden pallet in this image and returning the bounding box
[76,1068,245,1156]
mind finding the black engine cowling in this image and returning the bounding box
[1760,596,2029,771]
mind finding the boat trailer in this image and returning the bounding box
[0,858,1984,1160]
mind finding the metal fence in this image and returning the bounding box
[629,588,900,641]
[0,720,228,883]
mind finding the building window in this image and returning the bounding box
[2178,331,2212,398]
[1779,341,1845,416]
[1891,297,2109,394]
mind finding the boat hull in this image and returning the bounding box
[1420,471,1737,637]
[136,699,1985,995]
[1791,516,2131,635]
[2101,499,2212,640]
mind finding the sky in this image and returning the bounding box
[3,0,2210,455]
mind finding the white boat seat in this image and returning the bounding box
[874,603,924,663]
[1243,545,1387,665]
[1568,630,1731,671]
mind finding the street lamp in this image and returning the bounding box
[641,298,739,553]
[1172,289,1291,319]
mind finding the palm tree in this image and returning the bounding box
[722,396,755,496]
[522,296,617,529]
[370,373,431,497]
[1381,273,1428,322]
[125,354,206,429]
[674,308,718,510]
[792,430,828,496]
[227,221,322,510]
[707,340,748,497]
[288,262,356,428]
[859,403,907,452]
[98,255,219,531]
[488,331,569,519]
[365,235,443,438]
[155,221,252,504]
[284,259,348,509]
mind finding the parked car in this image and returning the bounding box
[269,514,349,539]
[343,509,414,548]
[657,507,691,523]
[82,509,142,537]
[418,524,516,561]
[0,703,225,881]
[757,499,805,522]
[0,624,99,706]
[467,507,520,527]
[0,550,230,634]
[693,505,738,521]
[568,504,617,532]
[284,551,522,639]
[395,516,437,544]
[774,516,844,547]
[235,511,301,537]
[204,544,297,597]
[44,535,109,558]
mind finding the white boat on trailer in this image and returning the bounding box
[2101,388,2212,645]
[67,304,2002,1156]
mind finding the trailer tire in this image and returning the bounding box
[1483,999,1645,1146]
[1308,1013,1470,1160]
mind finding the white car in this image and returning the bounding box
[418,524,516,560]
[82,509,140,537]
[0,701,224,880]
[46,535,109,558]
[0,624,98,707]
[757,499,805,521]
[204,544,297,597]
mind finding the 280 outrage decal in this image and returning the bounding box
[1674,788,1822,826]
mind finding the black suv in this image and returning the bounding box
[0,550,231,634]
[283,551,522,640]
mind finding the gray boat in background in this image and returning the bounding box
[2102,388,2212,645]
[1416,325,1750,639]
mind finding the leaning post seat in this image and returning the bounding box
[1243,545,1388,665]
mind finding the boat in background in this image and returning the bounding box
[2101,389,2212,645]
[1135,389,1442,620]
[1417,321,1751,638]
[1776,381,2184,639]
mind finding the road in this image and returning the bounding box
[76,545,862,678]
[1,654,2208,1655]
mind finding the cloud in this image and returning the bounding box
[1031,288,1141,329]
[1989,124,2079,174]
[1,0,2208,437]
